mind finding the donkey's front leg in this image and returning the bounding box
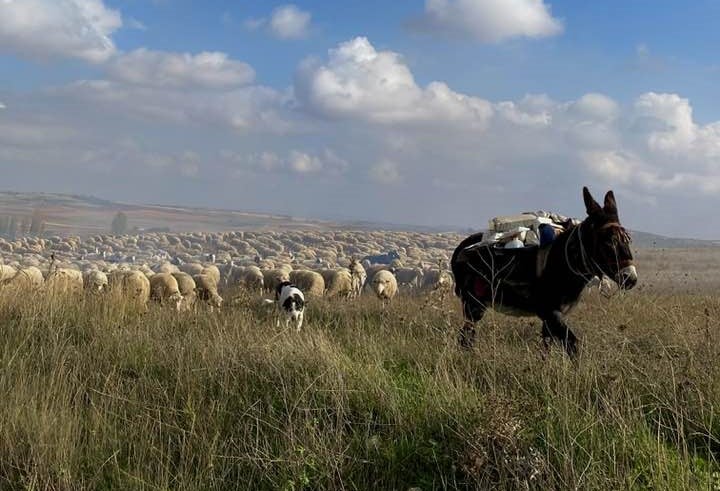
[539,310,579,357]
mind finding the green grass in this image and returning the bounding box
[0,289,719,489]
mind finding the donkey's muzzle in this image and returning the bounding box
[616,265,637,290]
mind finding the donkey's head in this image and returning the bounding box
[582,187,637,289]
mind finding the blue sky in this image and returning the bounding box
[1,0,720,236]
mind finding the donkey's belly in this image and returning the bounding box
[492,304,536,317]
[489,285,537,317]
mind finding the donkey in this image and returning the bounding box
[451,187,637,356]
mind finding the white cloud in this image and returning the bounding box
[369,160,402,184]
[0,120,78,146]
[414,0,563,42]
[295,37,493,126]
[223,149,348,176]
[53,79,293,133]
[495,94,554,127]
[0,102,6,110]
[288,150,323,173]
[0,0,122,62]
[108,49,256,89]
[127,17,147,31]
[269,4,312,40]
[633,92,696,153]
[569,93,619,121]
[243,17,266,32]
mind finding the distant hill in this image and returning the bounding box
[0,191,715,247]
[628,230,720,249]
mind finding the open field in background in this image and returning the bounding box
[2,248,720,489]
[0,192,444,236]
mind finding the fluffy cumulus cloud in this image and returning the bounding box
[295,37,493,126]
[53,79,293,133]
[244,4,312,40]
[107,49,256,89]
[578,92,720,197]
[0,0,122,62]
[270,4,312,40]
[414,0,563,42]
[49,45,290,133]
[223,148,349,177]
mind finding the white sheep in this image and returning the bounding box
[172,272,197,311]
[289,270,325,298]
[348,259,367,298]
[45,268,84,296]
[325,268,354,298]
[370,270,398,301]
[193,274,223,310]
[83,270,109,293]
[150,273,184,310]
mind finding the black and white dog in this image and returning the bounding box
[274,281,305,331]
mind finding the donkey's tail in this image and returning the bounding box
[450,231,485,297]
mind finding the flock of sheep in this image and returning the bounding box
[0,229,461,312]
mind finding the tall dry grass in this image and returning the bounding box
[0,286,719,489]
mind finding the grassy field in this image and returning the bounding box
[1,278,720,490]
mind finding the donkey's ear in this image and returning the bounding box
[583,186,602,215]
[603,190,617,215]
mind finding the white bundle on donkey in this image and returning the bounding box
[481,211,580,249]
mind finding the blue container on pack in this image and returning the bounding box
[539,224,556,246]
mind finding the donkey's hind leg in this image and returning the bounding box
[459,299,486,349]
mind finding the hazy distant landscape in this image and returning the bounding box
[0,191,715,250]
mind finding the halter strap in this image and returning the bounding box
[599,222,622,230]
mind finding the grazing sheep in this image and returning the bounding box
[370,270,398,301]
[118,271,151,312]
[318,269,336,286]
[45,268,84,296]
[201,265,221,286]
[289,270,325,298]
[263,269,290,293]
[155,262,180,275]
[150,273,184,310]
[193,274,223,310]
[172,272,197,311]
[394,267,424,289]
[83,270,109,293]
[363,250,401,265]
[325,268,354,298]
[238,265,264,291]
[0,265,17,282]
[421,269,453,292]
[2,266,45,291]
[348,259,367,297]
[179,262,204,276]
[365,264,390,286]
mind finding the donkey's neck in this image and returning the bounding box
[544,220,596,292]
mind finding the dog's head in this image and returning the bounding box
[275,280,293,300]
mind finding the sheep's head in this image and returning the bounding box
[170,291,183,310]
